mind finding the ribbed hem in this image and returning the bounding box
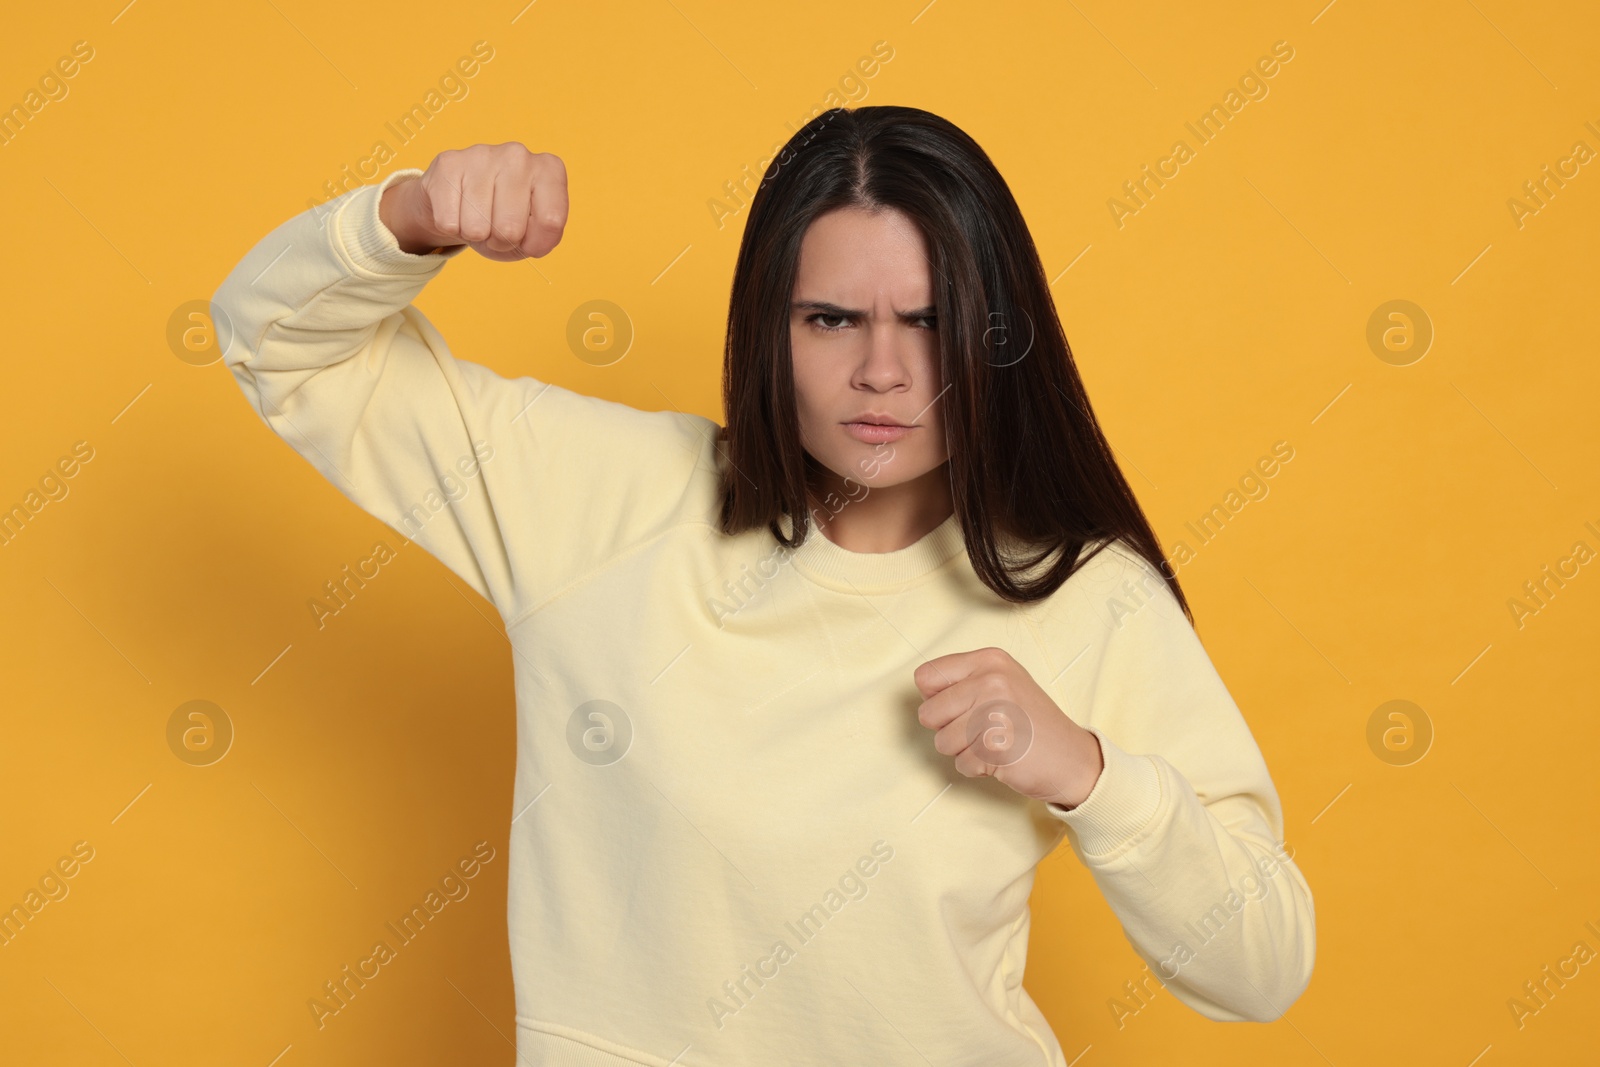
[1044,725,1166,857]
[782,511,967,592]
[334,166,469,275]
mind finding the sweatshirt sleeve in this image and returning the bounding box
[1041,542,1316,1023]
[211,167,711,623]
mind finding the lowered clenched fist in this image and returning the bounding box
[379,142,568,262]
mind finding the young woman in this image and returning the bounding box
[214,105,1314,1065]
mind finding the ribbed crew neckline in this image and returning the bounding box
[781,511,968,591]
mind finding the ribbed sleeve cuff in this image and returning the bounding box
[1045,726,1166,857]
[335,167,470,275]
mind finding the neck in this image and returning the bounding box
[805,463,954,554]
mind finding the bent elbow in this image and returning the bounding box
[1182,903,1317,1023]
[1237,928,1316,1022]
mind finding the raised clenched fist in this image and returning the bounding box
[379,142,568,262]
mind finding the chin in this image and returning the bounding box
[819,450,940,490]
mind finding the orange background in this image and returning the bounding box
[2,2,1597,1064]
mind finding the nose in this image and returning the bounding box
[852,319,915,392]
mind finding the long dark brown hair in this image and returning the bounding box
[716,104,1190,622]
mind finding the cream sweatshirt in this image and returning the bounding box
[212,166,1315,1066]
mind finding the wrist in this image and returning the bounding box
[1048,726,1104,810]
[380,176,454,256]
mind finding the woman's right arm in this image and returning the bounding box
[210,144,711,624]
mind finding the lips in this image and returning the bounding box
[843,419,916,444]
[844,414,912,428]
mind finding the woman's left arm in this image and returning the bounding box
[914,543,1316,1023]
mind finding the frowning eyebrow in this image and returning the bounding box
[790,300,936,321]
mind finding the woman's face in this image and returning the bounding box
[788,205,951,500]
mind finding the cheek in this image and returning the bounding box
[788,341,837,450]
[915,354,948,453]
[918,420,950,466]
[789,355,821,421]
[789,336,838,414]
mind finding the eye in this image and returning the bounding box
[915,316,937,330]
[807,312,852,332]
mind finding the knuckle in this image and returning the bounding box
[980,672,1011,701]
